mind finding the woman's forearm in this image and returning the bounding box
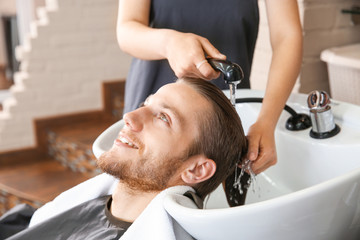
[257,0,303,129]
[117,21,176,60]
[258,34,303,129]
[116,0,172,60]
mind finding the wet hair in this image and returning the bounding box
[178,78,247,199]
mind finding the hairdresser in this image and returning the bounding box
[116,0,303,174]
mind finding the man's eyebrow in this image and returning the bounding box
[144,95,185,126]
[161,103,185,126]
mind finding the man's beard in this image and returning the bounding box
[97,150,187,192]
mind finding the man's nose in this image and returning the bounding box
[123,108,147,132]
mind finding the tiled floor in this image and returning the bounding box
[48,119,115,176]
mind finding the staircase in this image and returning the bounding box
[0,80,124,215]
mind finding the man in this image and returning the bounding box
[3,78,247,239]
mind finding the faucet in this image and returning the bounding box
[307,90,340,139]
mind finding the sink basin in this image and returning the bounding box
[93,89,360,240]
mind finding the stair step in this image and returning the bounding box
[47,118,116,177]
[0,157,89,215]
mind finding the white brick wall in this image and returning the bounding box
[0,0,132,151]
[250,0,360,94]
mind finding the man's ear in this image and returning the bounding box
[181,155,216,184]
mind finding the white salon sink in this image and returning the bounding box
[93,89,360,240]
[215,89,360,205]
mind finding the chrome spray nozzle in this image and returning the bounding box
[207,58,244,107]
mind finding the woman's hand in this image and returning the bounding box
[245,121,277,174]
[165,31,226,80]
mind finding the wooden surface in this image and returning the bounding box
[0,157,90,214]
[0,158,89,203]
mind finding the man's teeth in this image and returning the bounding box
[119,136,136,148]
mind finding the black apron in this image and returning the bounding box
[123,0,259,113]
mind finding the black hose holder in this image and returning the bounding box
[236,98,312,131]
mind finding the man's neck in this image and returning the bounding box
[110,182,159,223]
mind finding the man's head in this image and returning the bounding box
[98,78,246,199]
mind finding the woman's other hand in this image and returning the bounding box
[246,120,277,174]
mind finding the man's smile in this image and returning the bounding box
[115,133,139,149]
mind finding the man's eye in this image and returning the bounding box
[159,113,169,123]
